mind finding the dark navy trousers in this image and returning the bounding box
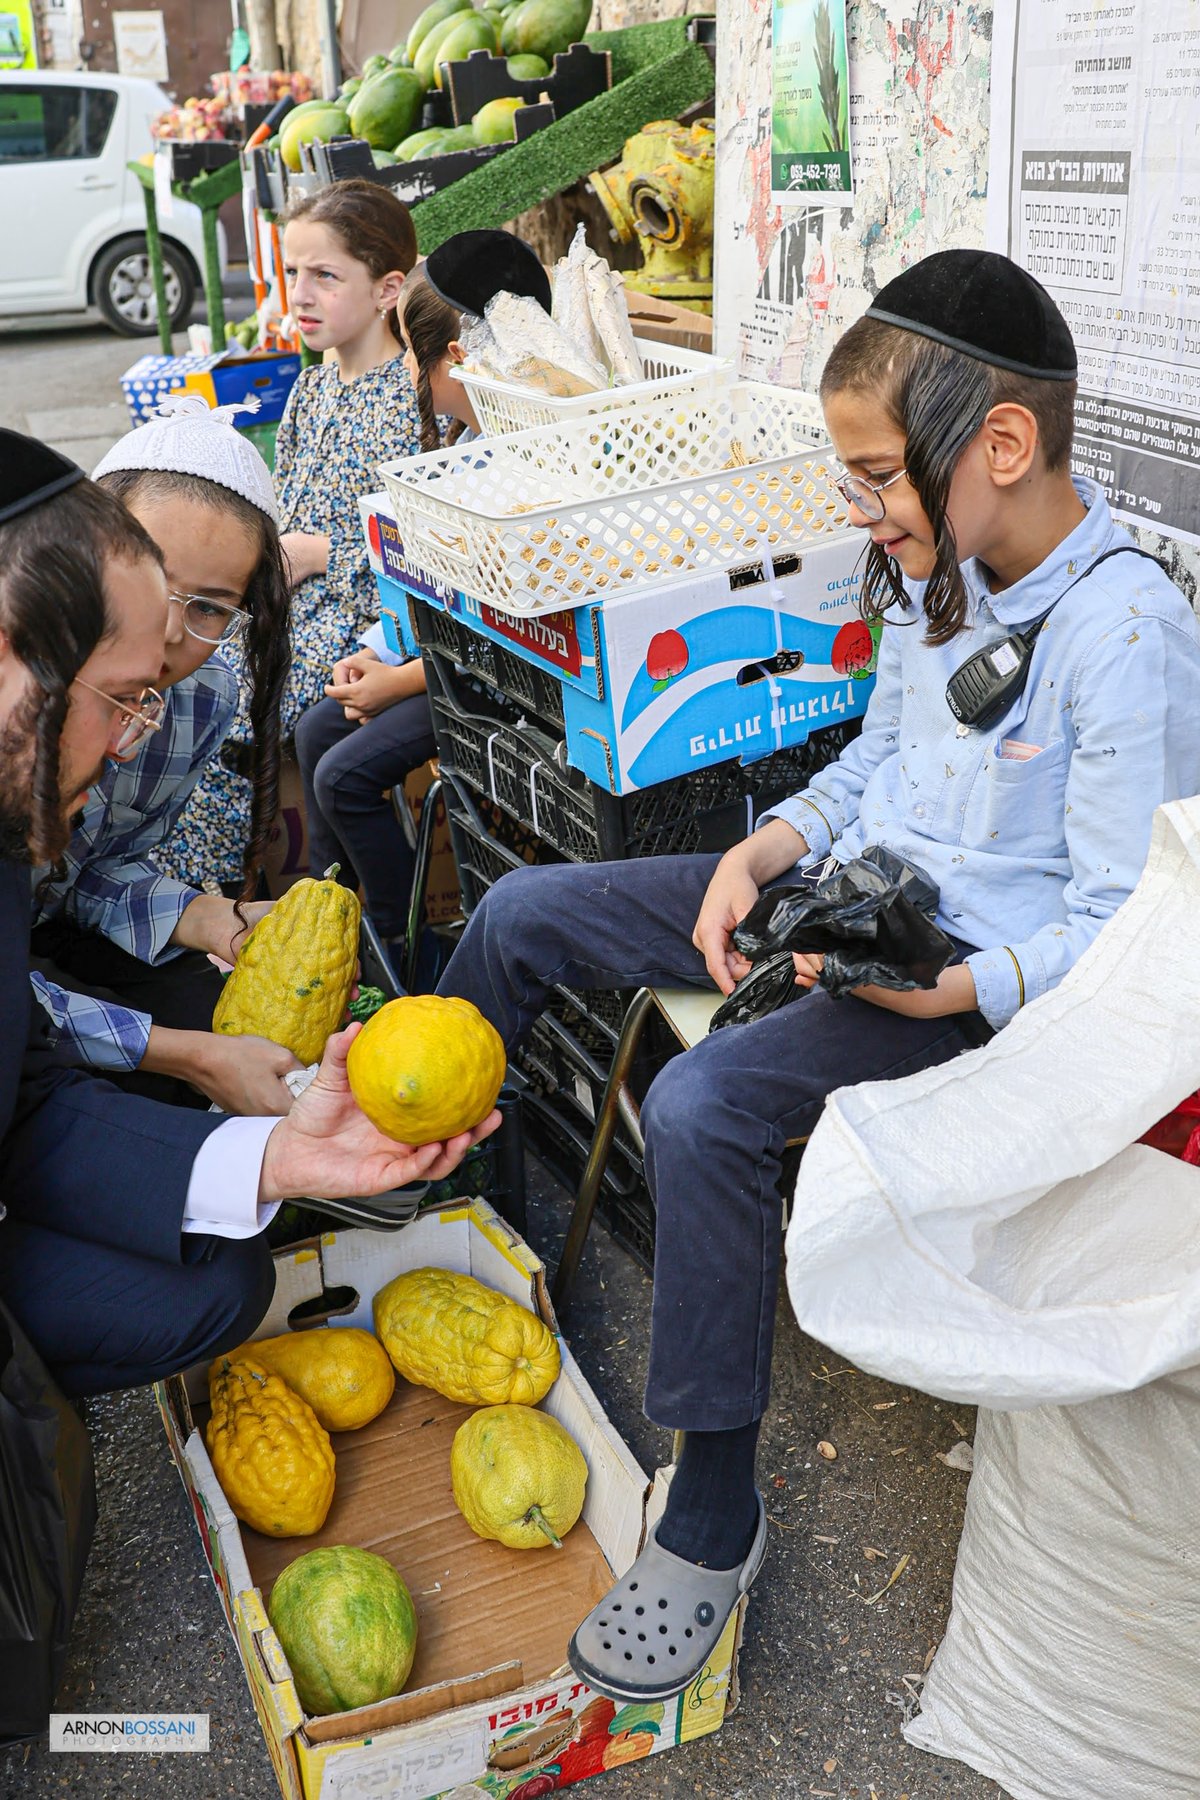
[438,854,991,1431]
[294,694,437,940]
[0,1219,274,1398]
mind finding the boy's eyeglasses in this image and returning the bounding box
[831,466,907,522]
[169,589,249,644]
[73,680,166,759]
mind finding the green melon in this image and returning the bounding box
[501,0,590,60]
[362,52,391,77]
[339,76,363,100]
[372,148,399,167]
[406,0,473,64]
[473,94,525,143]
[279,105,351,173]
[280,97,340,124]
[347,67,425,149]
[394,125,454,159]
[432,122,480,153]
[388,41,413,64]
[430,10,500,87]
[506,52,550,78]
[269,1546,418,1718]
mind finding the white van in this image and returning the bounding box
[0,69,226,335]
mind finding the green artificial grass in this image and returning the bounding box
[410,16,713,252]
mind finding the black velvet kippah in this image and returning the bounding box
[865,249,1077,381]
[0,429,85,526]
[424,230,552,318]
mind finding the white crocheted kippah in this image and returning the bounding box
[93,393,280,526]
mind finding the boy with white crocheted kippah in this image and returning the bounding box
[28,396,302,1118]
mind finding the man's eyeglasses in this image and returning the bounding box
[831,465,908,522]
[73,679,166,759]
[169,589,249,644]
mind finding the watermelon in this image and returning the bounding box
[268,1545,418,1718]
[347,67,425,149]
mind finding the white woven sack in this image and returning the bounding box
[904,1375,1200,1799]
[785,796,1200,1411]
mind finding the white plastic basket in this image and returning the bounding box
[448,336,735,434]
[378,381,845,619]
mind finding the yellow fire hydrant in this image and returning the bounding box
[589,119,714,314]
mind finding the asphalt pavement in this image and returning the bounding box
[0,320,1011,1800]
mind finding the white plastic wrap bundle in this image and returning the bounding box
[785,796,1200,1800]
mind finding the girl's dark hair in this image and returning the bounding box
[283,178,418,343]
[820,317,1078,643]
[0,479,162,864]
[97,468,291,904]
[396,274,467,452]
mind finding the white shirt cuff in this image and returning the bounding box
[183,1115,281,1238]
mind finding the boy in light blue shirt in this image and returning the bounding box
[435,250,1200,1704]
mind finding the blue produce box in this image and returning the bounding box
[121,348,301,428]
[359,489,422,655]
[121,351,212,424]
[357,491,877,792]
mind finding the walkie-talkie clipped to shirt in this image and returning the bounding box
[945,545,1164,731]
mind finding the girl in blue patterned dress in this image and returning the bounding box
[161,180,423,889]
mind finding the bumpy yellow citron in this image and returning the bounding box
[346,995,505,1145]
[206,1358,336,1538]
[373,1268,560,1406]
[219,1328,395,1433]
[212,868,360,1066]
[451,1404,587,1549]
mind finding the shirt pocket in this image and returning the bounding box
[973,737,1069,859]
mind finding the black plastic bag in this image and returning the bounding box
[710,846,955,1032]
[0,1302,96,1745]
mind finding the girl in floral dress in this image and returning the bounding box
[162,180,423,889]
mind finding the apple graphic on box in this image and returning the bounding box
[831,619,875,679]
[646,628,689,692]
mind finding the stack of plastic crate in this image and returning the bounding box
[413,607,857,1271]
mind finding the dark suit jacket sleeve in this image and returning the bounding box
[3,858,224,1267]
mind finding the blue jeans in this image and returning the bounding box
[294,694,437,940]
[438,855,991,1431]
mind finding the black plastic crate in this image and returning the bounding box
[516,1010,655,1275]
[441,766,551,912]
[425,652,859,864]
[441,769,628,1044]
[411,600,566,731]
[523,1087,655,1275]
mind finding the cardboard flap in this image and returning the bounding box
[303,1660,522,1744]
[544,1344,649,1572]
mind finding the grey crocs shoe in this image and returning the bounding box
[567,1492,767,1703]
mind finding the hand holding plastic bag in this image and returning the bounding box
[710,845,955,1031]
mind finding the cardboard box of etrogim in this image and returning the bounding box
[155,1201,743,1799]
